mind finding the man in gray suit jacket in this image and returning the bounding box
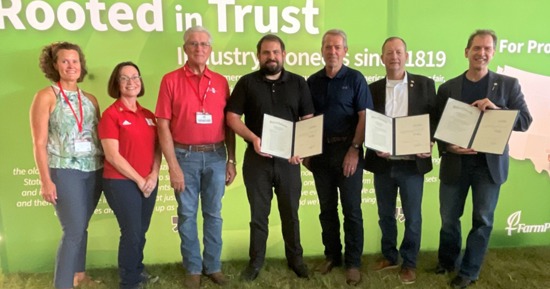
[434,29,532,289]
[364,37,437,285]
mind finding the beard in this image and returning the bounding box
[260,60,283,76]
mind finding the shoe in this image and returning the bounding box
[450,275,475,289]
[240,265,261,281]
[372,258,399,272]
[399,267,416,284]
[140,271,160,284]
[314,259,340,275]
[129,283,145,289]
[184,274,201,289]
[132,282,147,289]
[207,272,228,286]
[345,267,362,286]
[290,264,309,279]
[434,263,454,275]
[73,275,102,287]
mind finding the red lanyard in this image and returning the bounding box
[184,66,211,112]
[57,82,83,133]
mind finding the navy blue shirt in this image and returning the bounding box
[307,65,373,137]
[461,72,489,104]
[226,69,314,141]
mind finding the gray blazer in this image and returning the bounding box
[436,70,532,185]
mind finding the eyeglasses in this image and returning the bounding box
[186,41,211,48]
[119,75,141,83]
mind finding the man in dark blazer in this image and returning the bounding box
[434,29,532,289]
[364,37,437,285]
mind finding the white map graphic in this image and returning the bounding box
[497,65,550,176]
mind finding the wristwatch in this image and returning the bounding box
[227,159,237,165]
[351,143,361,150]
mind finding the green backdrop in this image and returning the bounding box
[1,0,549,273]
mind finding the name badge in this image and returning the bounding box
[75,140,92,152]
[196,112,213,124]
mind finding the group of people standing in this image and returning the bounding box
[30,26,531,289]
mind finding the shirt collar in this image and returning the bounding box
[183,62,212,79]
[114,98,143,112]
[385,71,408,86]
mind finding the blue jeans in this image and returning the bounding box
[310,142,364,268]
[51,168,102,289]
[438,155,501,280]
[373,161,424,269]
[103,178,157,289]
[175,146,226,275]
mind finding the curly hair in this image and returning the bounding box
[39,41,88,82]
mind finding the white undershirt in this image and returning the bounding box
[385,73,409,117]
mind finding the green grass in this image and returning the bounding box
[2,247,550,289]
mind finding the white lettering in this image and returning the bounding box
[109,2,133,32]
[280,6,300,34]
[86,0,107,31]
[57,1,86,31]
[234,4,252,33]
[136,0,163,32]
[1,0,163,32]
[0,0,25,29]
[209,0,319,34]
[26,1,55,31]
[254,6,277,33]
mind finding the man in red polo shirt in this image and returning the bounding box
[155,26,236,289]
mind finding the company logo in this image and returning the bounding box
[505,211,550,236]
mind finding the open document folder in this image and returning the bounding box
[434,98,519,155]
[364,109,431,156]
[260,114,324,159]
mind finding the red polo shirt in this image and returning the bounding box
[155,63,230,144]
[99,99,157,179]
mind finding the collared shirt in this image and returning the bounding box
[307,65,373,137]
[226,69,314,144]
[385,73,409,117]
[155,62,230,144]
[99,99,157,179]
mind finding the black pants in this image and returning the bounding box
[242,146,304,268]
[310,141,365,268]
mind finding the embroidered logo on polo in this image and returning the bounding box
[505,211,550,236]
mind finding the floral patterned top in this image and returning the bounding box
[47,84,103,171]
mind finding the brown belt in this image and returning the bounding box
[174,141,224,152]
[325,136,350,144]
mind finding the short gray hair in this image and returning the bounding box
[183,26,212,44]
[322,29,348,48]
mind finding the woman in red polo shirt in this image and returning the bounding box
[98,62,161,289]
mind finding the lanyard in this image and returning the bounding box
[184,66,211,113]
[200,80,211,113]
[57,82,83,133]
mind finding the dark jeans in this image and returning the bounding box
[242,147,304,268]
[103,178,157,289]
[310,142,364,268]
[438,155,501,280]
[373,161,424,268]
